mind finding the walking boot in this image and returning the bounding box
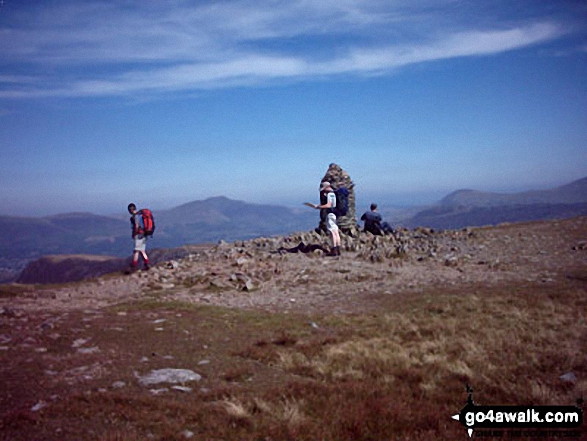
[326,247,337,257]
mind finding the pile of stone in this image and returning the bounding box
[125,223,500,298]
[318,163,357,234]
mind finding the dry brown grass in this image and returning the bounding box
[1,275,586,440]
[273,282,587,404]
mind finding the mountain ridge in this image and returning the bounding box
[2,176,587,282]
[440,177,587,207]
[408,176,587,229]
[0,197,317,282]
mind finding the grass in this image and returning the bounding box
[1,276,586,440]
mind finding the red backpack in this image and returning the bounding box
[140,209,155,237]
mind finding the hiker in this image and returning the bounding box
[309,181,341,256]
[128,203,150,271]
[361,203,394,235]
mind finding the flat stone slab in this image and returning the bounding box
[138,368,202,386]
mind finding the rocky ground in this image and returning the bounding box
[0,216,586,440]
[2,216,586,315]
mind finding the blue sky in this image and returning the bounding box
[0,0,586,216]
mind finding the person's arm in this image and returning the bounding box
[130,215,137,238]
[312,194,333,209]
[314,200,332,209]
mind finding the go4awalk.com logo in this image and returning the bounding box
[451,385,583,438]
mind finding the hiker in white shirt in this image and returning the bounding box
[310,181,341,256]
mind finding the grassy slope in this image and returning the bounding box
[1,275,586,440]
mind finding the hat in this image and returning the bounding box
[320,181,332,191]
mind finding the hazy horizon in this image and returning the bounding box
[1,175,584,218]
[1,0,586,217]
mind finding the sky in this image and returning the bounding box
[0,0,586,217]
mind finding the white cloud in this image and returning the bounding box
[0,0,569,98]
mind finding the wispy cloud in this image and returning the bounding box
[0,0,570,99]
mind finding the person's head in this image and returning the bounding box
[127,203,137,214]
[320,181,332,193]
[370,203,378,211]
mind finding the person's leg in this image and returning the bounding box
[140,250,150,270]
[326,213,341,256]
[132,236,148,269]
[332,229,341,248]
[327,231,338,256]
[131,251,140,271]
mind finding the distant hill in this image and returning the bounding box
[0,212,130,260]
[0,197,317,282]
[16,245,211,284]
[155,196,316,247]
[408,177,587,229]
[440,177,587,207]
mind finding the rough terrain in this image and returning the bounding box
[0,216,586,440]
[4,216,585,315]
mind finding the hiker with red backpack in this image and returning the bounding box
[308,181,342,256]
[127,203,155,271]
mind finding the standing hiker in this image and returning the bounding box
[309,181,341,256]
[128,203,150,271]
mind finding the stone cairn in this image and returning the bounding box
[317,163,358,235]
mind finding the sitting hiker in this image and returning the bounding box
[361,203,394,235]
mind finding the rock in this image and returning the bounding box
[209,278,229,290]
[72,338,90,348]
[172,386,192,393]
[559,372,577,384]
[235,257,250,266]
[0,307,17,317]
[149,388,169,395]
[78,347,100,354]
[138,368,202,386]
[167,260,180,270]
[112,381,126,389]
[31,401,47,412]
[444,256,459,267]
[244,279,256,292]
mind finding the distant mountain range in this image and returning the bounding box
[154,196,316,247]
[0,196,316,260]
[1,178,586,282]
[0,197,317,282]
[407,177,587,229]
[439,177,587,207]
